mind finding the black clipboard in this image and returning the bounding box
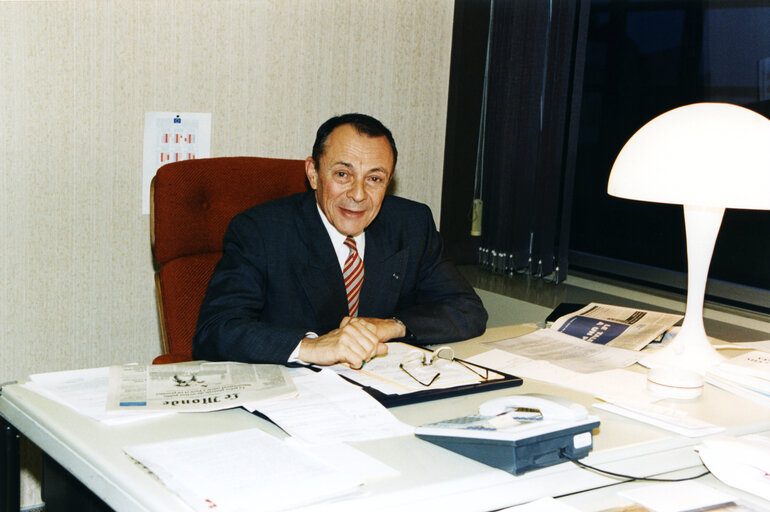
[545,303,586,326]
[331,343,523,408]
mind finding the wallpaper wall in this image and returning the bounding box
[0,0,454,506]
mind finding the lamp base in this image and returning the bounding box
[640,327,725,376]
[647,367,704,400]
[640,328,723,399]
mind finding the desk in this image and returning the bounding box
[559,472,770,511]
[2,325,770,512]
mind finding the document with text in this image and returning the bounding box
[706,351,770,408]
[484,328,641,373]
[551,303,682,351]
[124,428,363,512]
[331,341,507,396]
[250,368,414,444]
[106,362,296,412]
[25,367,170,424]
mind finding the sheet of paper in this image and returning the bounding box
[705,374,770,409]
[619,481,735,512]
[592,400,724,437]
[467,348,650,400]
[250,368,414,444]
[498,496,580,511]
[484,328,641,373]
[711,351,770,382]
[106,362,296,412]
[25,367,170,424]
[706,351,770,408]
[124,428,363,512]
[141,111,211,214]
[467,349,723,436]
[729,340,770,353]
[283,438,400,483]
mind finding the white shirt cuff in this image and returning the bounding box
[288,332,318,363]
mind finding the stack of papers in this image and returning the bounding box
[25,367,169,424]
[24,362,297,423]
[251,368,414,444]
[124,428,363,512]
[706,351,770,408]
[618,481,736,512]
[123,368,408,511]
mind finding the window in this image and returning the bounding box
[569,0,770,311]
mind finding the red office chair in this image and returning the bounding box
[150,157,308,364]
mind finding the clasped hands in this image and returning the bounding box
[298,316,406,368]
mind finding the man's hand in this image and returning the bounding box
[348,316,406,342]
[298,317,389,367]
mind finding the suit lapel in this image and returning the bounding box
[296,193,407,322]
[296,193,349,327]
[360,213,408,316]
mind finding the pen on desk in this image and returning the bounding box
[358,351,385,369]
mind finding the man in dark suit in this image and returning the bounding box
[193,113,487,367]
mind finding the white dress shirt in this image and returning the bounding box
[288,205,365,361]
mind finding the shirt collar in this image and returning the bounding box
[316,204,365,268]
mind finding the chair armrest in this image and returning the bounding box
[152,353,194,365]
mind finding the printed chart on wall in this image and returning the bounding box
[142,112,211,214]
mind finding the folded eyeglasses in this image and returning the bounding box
[398,346,489,387]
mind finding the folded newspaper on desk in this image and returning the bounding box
[106,362,297,412]
[24,362,298,422]
[551,303,682,351]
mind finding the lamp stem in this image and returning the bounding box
[679,205,724,343]
[641,204,725,375]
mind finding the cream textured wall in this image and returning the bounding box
[0,0,454,506]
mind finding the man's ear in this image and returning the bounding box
[305,157,318,190]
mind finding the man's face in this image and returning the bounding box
[305,124,394,237]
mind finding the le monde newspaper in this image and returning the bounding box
[106,362,296,412]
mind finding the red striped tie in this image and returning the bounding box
[343,237,364,316]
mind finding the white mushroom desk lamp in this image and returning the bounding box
[607,103,770,391]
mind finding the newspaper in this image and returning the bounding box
[551,303,682,351]
[106,362,296,412]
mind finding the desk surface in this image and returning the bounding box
[2,325,770,512]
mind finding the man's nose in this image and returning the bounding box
[348,178,366,201]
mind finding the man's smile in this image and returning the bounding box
[339,206,366,215]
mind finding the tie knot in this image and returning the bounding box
[344,237,357,252]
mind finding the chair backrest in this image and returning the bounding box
[151,156,308,364]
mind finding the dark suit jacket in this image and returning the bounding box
[192,191,488,364]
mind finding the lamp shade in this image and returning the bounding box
[608,103,770,209]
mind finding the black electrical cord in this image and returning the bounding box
[561,451,711,483]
